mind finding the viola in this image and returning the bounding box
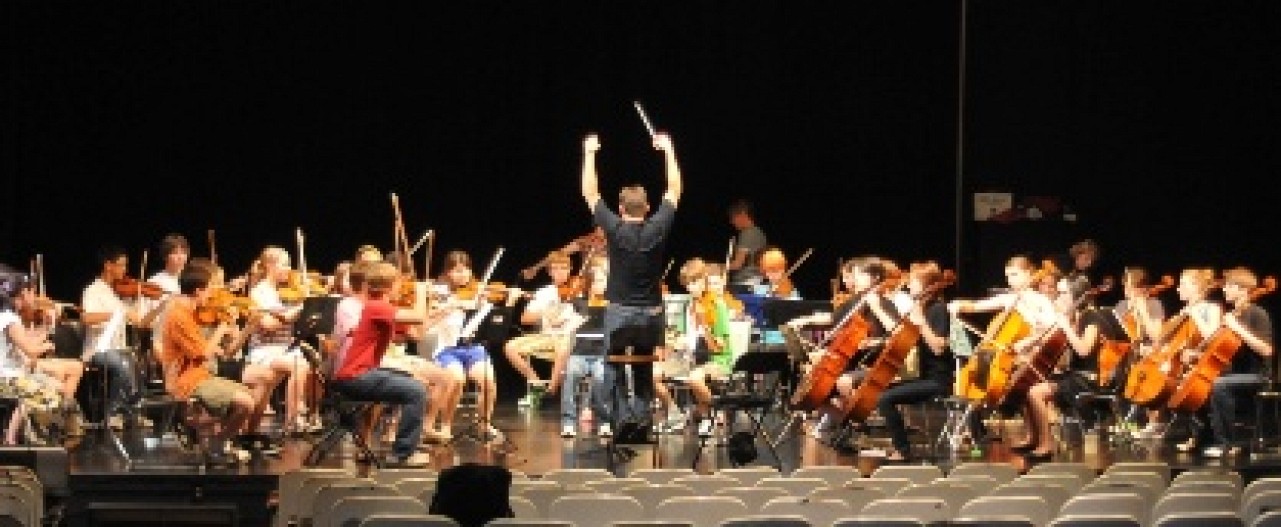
[841,270,955,422]
[454,280,514,304]
[112,277,166,300]
[1167,276,1277,411]
[695,291,745,358]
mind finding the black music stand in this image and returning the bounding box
[601,325,660,475]
[698,350,792,470]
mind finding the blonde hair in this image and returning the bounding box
[366,262,398,296]
[1182,267,1216,290]
[678,258,707,287]
[1222,266,1258,290]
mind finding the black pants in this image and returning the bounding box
[877,378,947,453]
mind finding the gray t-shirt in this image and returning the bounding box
[731,225,767,284]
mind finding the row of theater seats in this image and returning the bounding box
[276,463,1281,527]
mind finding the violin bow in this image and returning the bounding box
[459,247,506,339]
[785,248,814,279]
[296,227,310,298]
[390,192,412,275]
[208,229,218,267]
[137,249,149,305]
[723,237,735,281]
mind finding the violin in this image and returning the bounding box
[394,274,419,308]
[113,277,166,300]
[196,287,254,326]
[454,280,514,304]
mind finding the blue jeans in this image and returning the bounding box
[1201,373,1263,447]
[331,368,427,459]
[602,304,663,424]
[877,379,947,454]
[561,354,608,427]
[88,349,139,419]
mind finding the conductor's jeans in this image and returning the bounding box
[602,304,663,424]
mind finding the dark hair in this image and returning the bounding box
[727,198,754,217]
[158,233,190,258]
[429,463,514,527]
[178,263,213,295]
[98,245,128,267]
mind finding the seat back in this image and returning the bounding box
[1026,463,1098,485]
[718,515,813,527]
[324,496,428,527]
[790,467,863,490]
[716,487,791,511]
[275,470,354,527]
[870,465,943,485]
[632,469,699,485]
[1015,474,1088,496]
[655,496,751,527]
[548,494,645,527]
[988,482,1071,513]
[892,483,977,517]
[1241,489,1281,526]
[806,487,886,512]
[622,484,696,512]
[672,475,743,496]
[957,495,1052,527]
[358,514,459,527]
[1103,462,1170,486]
[1151,511,1244,527]
[1172,470,1242,491]
[719,468,785,487]
[372,468,439,486]
[509,496,538,519]
[541,469,614,491]
[1048,515,1140,527]
[757,478,828,497]
[859,497,950,525]
[759,497,851,527]
[1059,494,1148,527]
[587,478,649,495]
[947,462,1020,485]
[843,478,912,497]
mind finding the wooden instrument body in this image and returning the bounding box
[1166,328,1241,412]
[1096,339,1133,388]
[995,328,1068,406]
[841,317,918,421]
[1124,314,1200,407]
[791,310,870,411]
[955,309,1031,404]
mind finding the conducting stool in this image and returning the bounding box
[304,389,381,468]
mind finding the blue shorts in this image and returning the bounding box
[436,344,489,370]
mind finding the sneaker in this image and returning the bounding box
[561,424,577,438]
[598,422,613,438]
[386,452,431,468]
[697,419,714,438]
[1177,437,1198,453]
[484,425,505,443]
[516,394,535,408]
[810,414,832,439]
[1202,445,1224,458]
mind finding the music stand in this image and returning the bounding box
[699,350,791,470]
[602,324,659,475]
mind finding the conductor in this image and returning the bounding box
[580,130,682,436]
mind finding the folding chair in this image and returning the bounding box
[655,496,751,527]
[1241,489,1281,527]
[548,494,645,527]
[305,389,381,468]
[1059,494,1148,527]
[987,482,1071,514]
[956,495,1052,527]
[1151,492,1238,526]
[701,351,791,470]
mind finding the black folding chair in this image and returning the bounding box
[699,350,792,469]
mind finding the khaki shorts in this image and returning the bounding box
[191,377,249,417]
[508,333,571,362]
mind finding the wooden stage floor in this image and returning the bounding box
[49,400,1281,526]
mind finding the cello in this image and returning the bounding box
[1097,274,1174,387]
[840,269,955,422]
[1124,295,1217,408]
[992,277,1114,407]
[954,259,1057,404]
[1167,276,1277,412]
[790,270,903,411]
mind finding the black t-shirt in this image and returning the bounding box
[594,199,676,307]
[1228,304,1273,375]
[1070,309,1121,372]
[918,300,956,384]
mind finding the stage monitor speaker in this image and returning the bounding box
[85,503,237,527]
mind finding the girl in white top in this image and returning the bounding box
[241,245,316,436]
[0,276,66,444]
[947,255,1058,449]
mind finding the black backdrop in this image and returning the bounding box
[4,1,1278,310]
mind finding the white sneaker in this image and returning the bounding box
[516,394,535,408]
[484,425,505,443]
[561,424,577,438]
[1134,423,1162,439]
[697,419,714,438]
[1202,445,1224,458]
[810,414,832,439]
[598,423,613,438]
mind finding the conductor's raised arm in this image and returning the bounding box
[581,133,602,211]
[654,132,682,206]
